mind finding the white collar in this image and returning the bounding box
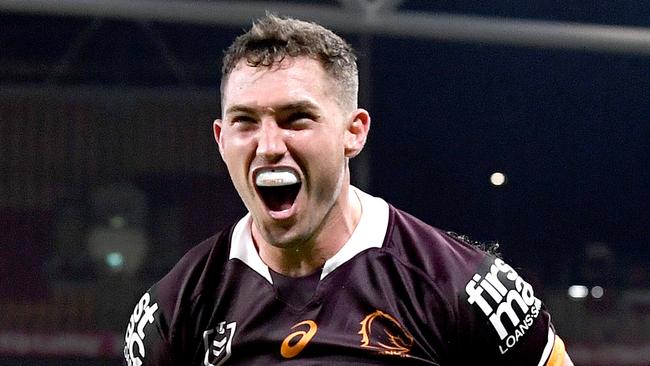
[228,186,389,284]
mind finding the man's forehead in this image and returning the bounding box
[227,57,325,83]
[221,57,333,109]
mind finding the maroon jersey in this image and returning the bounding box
[124,188,563,365]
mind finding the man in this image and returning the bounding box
[124,14,574,365]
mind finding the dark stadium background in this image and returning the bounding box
[0,1,648,365]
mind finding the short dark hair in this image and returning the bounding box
[221,14,359,109]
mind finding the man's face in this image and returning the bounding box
[215,57,363,249]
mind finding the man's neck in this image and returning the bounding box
[254,185,362,278]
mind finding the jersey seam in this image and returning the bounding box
[380,208,448,293]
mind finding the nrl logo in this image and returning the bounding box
[203,321,237,366]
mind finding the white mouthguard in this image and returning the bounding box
[255,169,300,187]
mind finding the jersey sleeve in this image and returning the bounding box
[458,255,561,365]
[124,289,174,366]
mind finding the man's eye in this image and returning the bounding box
[289,112,315,121]
[283,112,316,128]
[232,116,256,124]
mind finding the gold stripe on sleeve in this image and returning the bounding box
[545,336,566,366]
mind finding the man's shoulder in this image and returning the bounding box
[124,225,236,365]
[384,205,497,283]
[386,205,494,260]
[152,225,234,308]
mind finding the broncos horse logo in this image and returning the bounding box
[359,310,414,356]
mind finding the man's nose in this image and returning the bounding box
[256,120,287,161]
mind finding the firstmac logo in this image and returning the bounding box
[465,258,542,354]
[124,292,159,366]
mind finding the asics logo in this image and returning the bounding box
[280,320,318,359]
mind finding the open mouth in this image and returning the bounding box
[255,168,301,212]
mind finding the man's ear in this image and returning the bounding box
[344,109,371,158]
[213,119,225,157]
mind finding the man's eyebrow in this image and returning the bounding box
[224,101,319,115]
[224,105,257,115]
[276,101,319,112]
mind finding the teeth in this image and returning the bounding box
[255,169,300,187]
